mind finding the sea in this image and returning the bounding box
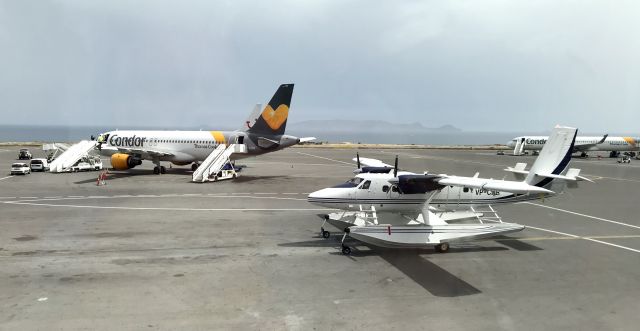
[0,125,628,146]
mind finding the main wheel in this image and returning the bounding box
[153,167,160,174]
[322,230,330,239]
[435,243,450,253]
[341,245,351,255]
[191,163,198,171]
[160,166,166,174]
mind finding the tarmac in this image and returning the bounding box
[1,145,639,330]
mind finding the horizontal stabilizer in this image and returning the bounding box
[299,137,316,143]
[538,168,593,182]
[505,162,528,175]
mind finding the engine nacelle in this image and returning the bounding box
[171,161,190,166]
[110,153,142,170]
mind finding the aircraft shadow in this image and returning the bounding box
[377,250,482,297]
[282,237,511,297]
[493,236,543,251]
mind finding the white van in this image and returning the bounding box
[30,158,50,172]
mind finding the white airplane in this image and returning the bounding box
[308,126,590,254]
[91,84,315,176]
[506,134,639,157]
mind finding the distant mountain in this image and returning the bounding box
[291,120,461,133]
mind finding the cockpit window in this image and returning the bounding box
[331,177,364,188]
[359,180,371,190]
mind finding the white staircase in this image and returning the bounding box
[513,138,526,155]
[49,140,98,173]
[192,144,247,182]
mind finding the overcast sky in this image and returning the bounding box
[1,0,639,132]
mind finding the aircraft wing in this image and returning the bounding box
[573,134,607,151]
[437,176,553,194]
[389,174,553,195]
[353,157,393,168]
[113,147,174,158]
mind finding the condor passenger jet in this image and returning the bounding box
[507,134,639,157]
[95,84,314,174]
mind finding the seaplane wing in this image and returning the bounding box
[389,174,553,195]
[573,134,607,151]
[353,157,393,168]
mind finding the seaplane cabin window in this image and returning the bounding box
[463,187,469,193]
[391,185,399,192]
[382,185,389,193]
[359,180,371,190]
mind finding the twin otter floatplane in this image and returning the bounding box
[92,84,314,181]
[308,126,591,255]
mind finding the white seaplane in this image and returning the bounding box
[307,125,591,255]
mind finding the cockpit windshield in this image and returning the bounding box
[331,177,364,188]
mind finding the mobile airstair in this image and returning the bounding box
[48,140,98,173]
[513,138,526,156]
[192,144,247,182]
[42,142,70,161]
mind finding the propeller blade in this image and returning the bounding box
[393,155,398,177]
[356,153,361,169]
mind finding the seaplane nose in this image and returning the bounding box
[307,188,339,206]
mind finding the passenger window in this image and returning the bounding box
[463,187,469,193]
[382,185,389,193]
[360,180,371,190]
[391,185,398,192]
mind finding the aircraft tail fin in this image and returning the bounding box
[524,125,578,188]
[246,84,294,136]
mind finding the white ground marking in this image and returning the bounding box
[527,225,640,254]
[7,194,308,203]
[0,175,14,181]
[2,202,328,212]
[295,151,356,166]
[522,202,640,230]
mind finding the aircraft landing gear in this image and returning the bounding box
[153,166,166,174]
[322,230,331,239]
[341,245,351,255]
[610,151,620,158]
[580,152,588,158]
[191,163,199,171]
[435,242,450,253]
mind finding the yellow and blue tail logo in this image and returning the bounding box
[247,84,294,136]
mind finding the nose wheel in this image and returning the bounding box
[341,245,351,255]
[153,166,166,174]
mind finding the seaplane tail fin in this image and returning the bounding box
[524,125,577,188]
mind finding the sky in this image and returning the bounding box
[1,0,639,132]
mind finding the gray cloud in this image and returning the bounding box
[1,0,639,132]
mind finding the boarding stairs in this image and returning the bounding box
[42,142,70,161]
[513,138,526,156]
[192,144,247,182]
[48,140,98,173]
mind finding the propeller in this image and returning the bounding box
[356,152,361,169]
[393,155,398,177]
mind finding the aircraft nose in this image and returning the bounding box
[307,188,335,206]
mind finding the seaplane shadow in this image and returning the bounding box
[282,238,509,297]
[493,236,543,251]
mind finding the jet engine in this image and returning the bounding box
[171,161,190,166]
[110,153,142,170]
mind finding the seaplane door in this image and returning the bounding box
[355,180,373,207]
